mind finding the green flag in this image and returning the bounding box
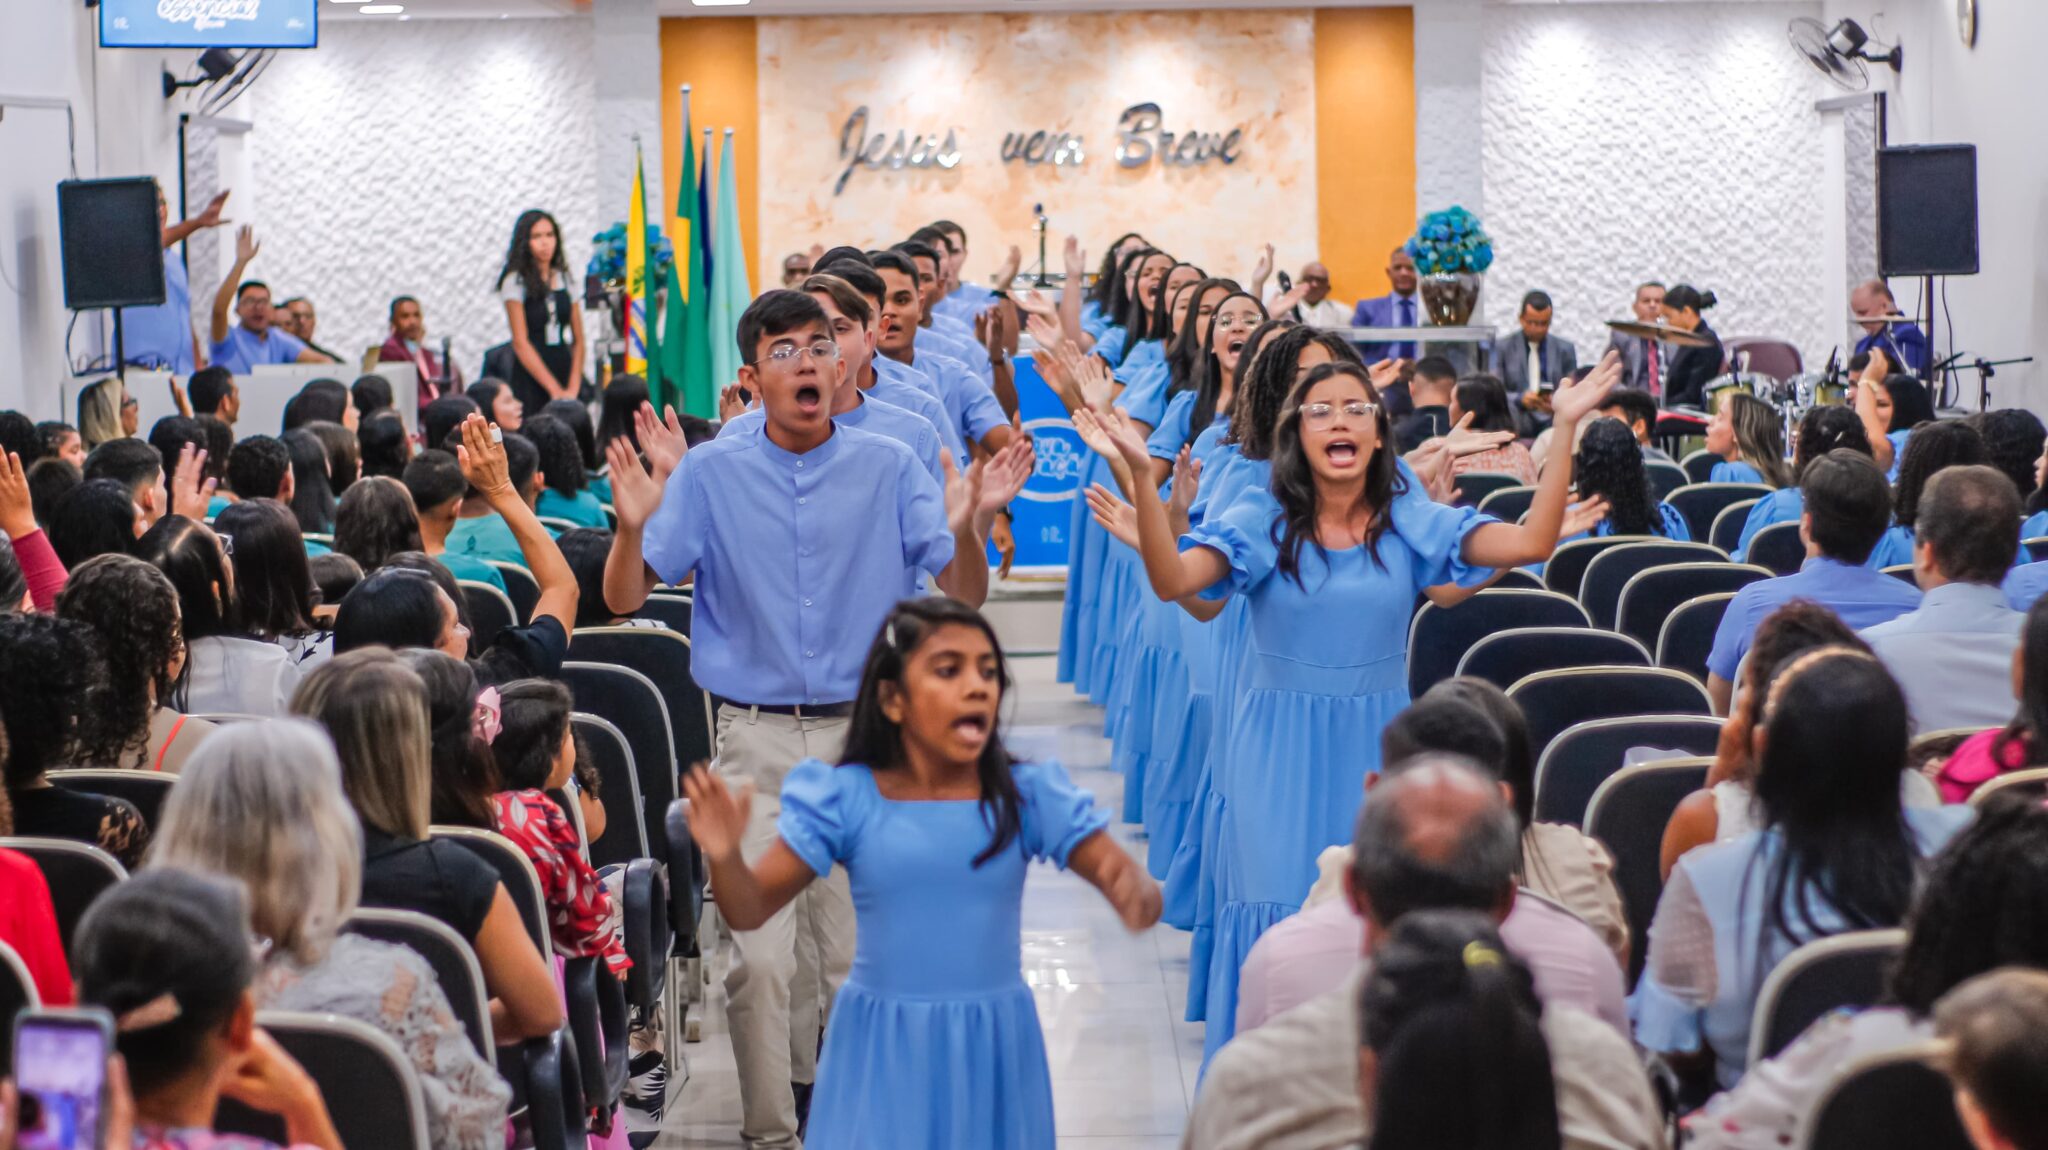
[709,129,750,388]
[660,88,716,418]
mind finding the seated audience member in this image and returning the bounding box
[423,395,483,458]
[37,419,86,468]
[210,231,333,370]
[358,409,413,480]
[1188,758,1661,1150]
[1979,408,2047,519]
[1732,406,1873,561]
[289,650,563,1041]
[467,377,525,432]
[556,527,645,628]
[351,373,394,419]
[1934,595,2048,802]
[308,551,363,613]
[281,427,337,535]
[0,452,65,611]
[395,649,500,828]
[84,436,172,527]
[1637,648,1972,1088]
[187,365,239,424]
[225,434,293,504]
[55,554,216,772]
[213,498,333,671]
[525,412,609,528]
[194,415,233,512]
[279,296,344,364]
[0,794,73,1005]
[72,868,346,1150]
[401,449,508,591]
[138,515,301,716]
[543,396,602,497]
[1877,373,1937,477]
[145,417,209,495]
[492,678,630,975]
[595,374,648,463]
[1683,792,2048,1147]
[1936,968,2048,1150]
[0,413,35,464]
[1706,393,1793,487]
[1447,374,1536,483]
[305,420,361,499]
[281,379,352,433]
[1562,418,1690,541]
[0,613,149,865]
[1862,465,2025,730]
[76,374,135,449]
[148,719,511,1150]
[1391,355,1455,454]
[447,430,542,566]
[1706,449,1918,713]
[47,476,147,568]
[379,297,465,403]
[334,475,425,573]
[27,456,81,528]
[1867,420,1990,569]
[1595,387,1672,463]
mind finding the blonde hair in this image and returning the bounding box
[77,376,130,449]
[290,647,432,839]
[148,719,363,964]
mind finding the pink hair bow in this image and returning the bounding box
[472,686,503,745]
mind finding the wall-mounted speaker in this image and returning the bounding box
[1877,144,1979,278]
[57,177,164,311]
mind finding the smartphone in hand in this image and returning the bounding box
[12,1008,116,1150]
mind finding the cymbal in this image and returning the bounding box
[1605,319,1717,348]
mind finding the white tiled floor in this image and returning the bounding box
[655,653,1201,1148]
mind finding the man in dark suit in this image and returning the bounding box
[1602,281,1668,397]
[1350,246,1422,363]
[1489,290,1577,436]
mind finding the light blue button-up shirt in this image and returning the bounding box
[118,252,195,373]
[2005,560,2048,612]
[1707,556,1921,681]
[211,323,308,374]
[933,282,995,327]
[916,323,994,387]
[641,421,954,705]
[900,348,1006,456]
[1861,581,2023,731]
[718,394,944,484]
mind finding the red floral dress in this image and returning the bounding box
[490,789,631,976]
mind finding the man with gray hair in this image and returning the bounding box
[1186,756,1662,1150]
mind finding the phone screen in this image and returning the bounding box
[14,1014,110,1150]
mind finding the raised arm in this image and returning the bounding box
[932,441,1031,608]
[1067,829,1163,932]
[1086,409,1231,601]
[1458,352,1623,569]
[162,189,230,248]
[601,436,667,615]
[456,414,579,634]
[1059,236,1088,349]
[210,225,258,345]
[1855,348,1896,472]
[683,766,815,931]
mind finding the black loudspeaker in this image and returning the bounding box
[1877,145,1979,277]
[57,177,165,310]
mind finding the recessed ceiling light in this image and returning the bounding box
[691,0,752,7]
[359,4,403,12]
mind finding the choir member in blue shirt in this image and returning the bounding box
[1733,406,1875,562]
[1851,279,1931,374]
[870,251,1018,459]
[1865,419,1989,570]
[1704,393,1792,488]
[925,220,1017,328]
[1706,450,1921,713]
[601,289,1031,1150]
[1079,233,1151,342]
[206,226,335,373]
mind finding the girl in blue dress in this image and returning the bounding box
[1093,353,1623,1053]
[1733,405,1873,561]
[1704,392,1792,487]
[1557,417,1693,543]
[1080,233,1150,343]
[681,598,1162,1150]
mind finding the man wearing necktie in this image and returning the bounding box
[1489,290,1578,436]
[1604,281,1668,397]
[1349,247,1422,363]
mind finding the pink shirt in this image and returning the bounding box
[1235,892,1630,1036]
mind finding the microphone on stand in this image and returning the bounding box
[439,336,453,400]
[1033,202,1052,288]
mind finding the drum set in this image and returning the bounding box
[1606,320,1849,447]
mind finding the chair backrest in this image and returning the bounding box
[1657,592,1738,681]
[1452,472,1525,509]
[1746,521,1807,575]
[2025,535,2048,563]
[631,594,693,634]
[0,837,127,952]
[215,1011,431,1150]
[185,712,264,725]
[1579,541,1731,628]
[488,561,542,624]
[1667,482,1774,541]
[431,826,550,953]
[1544,535,1658,599]
[1709,498,1762,555]
[1881,563,1916,584]
[1487,567,1545,591]
[562,661,678,859]
[46,769,176,830]
[570,712,651,864]
[1749,929,1907,1067]
[1723,336,1803,381]
[1679,449,1720,486]
[1455,628,1650,691]
[1799,1044,1972,1150]
[536,516,581,536]
[1615,563,1772,649]
[1970,765,2048,806]
[343,907,496,1057]
[1582,757,1712,985]
[1407,589,1591,698]
[0,938,37,1077]
[1645,459,1690,501]
[569,627,714,767]
[458,579,517,653]
[1475,484,1537,524]
[1507,667,1715,758]
[1531,713,1724,826]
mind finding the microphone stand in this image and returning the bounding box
[1964,355,2035,412]
[1033,204,1052,288]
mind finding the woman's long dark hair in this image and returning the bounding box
[133,516,237,710]
[1359,911,1560,1150]
[1225,325,1354,459]
[357,411,411,480]
[1087,234,1146,310]
[1794,406,1873,477]
[524,413,586,497]
[397,648,499,829]
[1573,418,1660,536]
[281,428,336,534]
[305,421,359,499]
[597,375,649,457]
[1452,375,1517,436]
[54,554,183,766]
[1145,262,1199,344]
[1883,374,1938,435]
[1190,292,1267,439]
[335,476,425,573]
[1892,419,1987,527]
[496,208,570,301]
[212,499,318,641]
[1750,649,1921,956]
[1888,794,2048,1016]
[1112,248,1161,336]
[1164,278,1239,397]
[1270,362,1403,586]
[544,399,599,473]
[839,599,1021,868]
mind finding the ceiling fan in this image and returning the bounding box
[1788,16,1903,92]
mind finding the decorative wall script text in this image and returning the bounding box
[1000,130,1087,167]
[156,0,262,31]
[1113,103,1243,169]
[836,106,962,195]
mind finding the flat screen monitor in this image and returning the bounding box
[100,0,317,50]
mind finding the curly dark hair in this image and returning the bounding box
[1793,406,1873,477]
[1573,418,1660,536]
[1979,409,2047,508]
[54,555,184,767]
[1226,326,1358,460]
[1891,419,1987,527]
[0,613,107,785]
[1889,793,2048,1016]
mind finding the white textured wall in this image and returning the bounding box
[1415,0,1485,217]
[248,18,600,374]
[1478,2,1830,367]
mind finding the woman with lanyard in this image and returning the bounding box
[494,209,587,416]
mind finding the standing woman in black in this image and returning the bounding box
[495,209,587,416]
[1659,284,1724,409]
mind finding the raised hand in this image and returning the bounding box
[604,437,664,531]
[170,443,217,521]
[169,375,192,418]
[941,449,988,539]
[1417,441,1459,504]
[682,765,752,863]
[1549,350,1623,427]
[1063,235,1085,278]
[1073,353,1116,410]
[0,452,35,540]
[233,224,260,267]
[1269,281,1313,319]
[1250,243,1274,289]
[1366,357,1402,395]
[996,244,1023,288]
[1014,289,1058,320]
[1558,496,1612,539]
[1086,484,1141,549]
[455,414,513,499]
[1069,408,1119,462]
[635,401,690,482]
[1101,408,1156,469]
[1438,411,1516,459]
[1861,346,1891,385]
[978,437,1036,517]
[192,189,232,230]
[1166,446,1202,521]
[717,383,751,425]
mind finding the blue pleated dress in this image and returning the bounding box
[780,758,1110,1150]
[1055,328,1149,694]
[1085,345,1172,714]
[1189,486,1497,1057]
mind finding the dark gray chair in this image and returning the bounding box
[1646,459,1690,501]
[47,769,176,830]
[1748,930,1906,1067]
[1710,499,1762,556]
[1578,541,1729,628]
[1544,536,1657,600]
[570,713,650,866]
[1583,757,1711,986]
[1476,484,1537,524]
[1530,714,1724,827]
[0,939,36,1076]
[1615,563,1772,650]
[633,593,693,633]
[1455,628,1650,691]
[344,908,494,1058]
[1666,482,1773,542]
[569,627,715,768]
[487,561,543,624]
[1506,667,1714,757]
[459,579,517,653]
[563,661,678,865]
[1679,450,1719,486]
[1746,521,1807,576]
[1407,590,1590,698]
[215,1012,432,1150]
[1657,593,1738,682]
[1452,472,1526,509]
[0,837,126,952]
[1799,1046,1972,1150]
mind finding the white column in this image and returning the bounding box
[1413,0,1484,217]
[593,0,664,216]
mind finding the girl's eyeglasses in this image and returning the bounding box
[1298,401,1379,430]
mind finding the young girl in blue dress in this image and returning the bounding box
[1097,353,1622,1054]
[681,598,1162,1150]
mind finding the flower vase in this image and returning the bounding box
[1418,272,1484,326]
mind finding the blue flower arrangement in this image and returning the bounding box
[587,223,675,292]
[1404,205,1494,275]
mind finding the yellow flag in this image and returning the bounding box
[625,149,650,375]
